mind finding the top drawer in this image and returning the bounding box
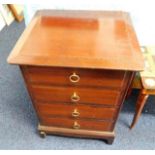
[26,67,125,89]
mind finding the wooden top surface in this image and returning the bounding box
[7,10,144,71]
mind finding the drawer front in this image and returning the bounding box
[27,67,125,89]
[36,102,117,120]
[40,116,113,131]
[32,85,120,106]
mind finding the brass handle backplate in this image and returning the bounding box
[69,73,80,83]
[73,121,80,129]
[71,92,80,102]
[72,109,80,117]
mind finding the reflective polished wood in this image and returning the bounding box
[8,10,143,71]
[7,10,144,144]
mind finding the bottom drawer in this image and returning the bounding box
[40,117,113,131]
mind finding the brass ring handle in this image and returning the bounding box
[72,109,80,117]
[71,92,80,102]
[69,73,80,83]
[73,121,80,129]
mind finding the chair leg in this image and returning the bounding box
[130,90,149,129]
[126,86,132,99]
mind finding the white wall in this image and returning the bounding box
[24,0,155,45]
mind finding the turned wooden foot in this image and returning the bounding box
[39,131,47,138]
[130,90,149,129]
[106,137,114,144]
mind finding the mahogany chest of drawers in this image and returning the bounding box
[7,10,144,144]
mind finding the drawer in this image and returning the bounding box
[36,102,118,120]
[39,116,113,131]
[27,66,125,89]
[32,85,120,106]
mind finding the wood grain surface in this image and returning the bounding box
[35,102,118,120]
[7,10,144,71]
[26,66,125,89]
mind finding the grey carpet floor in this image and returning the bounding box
[0,21,155,150]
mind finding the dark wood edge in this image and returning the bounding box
[117,72,135,126]
[8,54,143,71]
[20,66,42,122]
[109,71,129,130]
[35,100,120,108]
[33,98,120,109]
[37,114,116,122]
[30,82,122,91]
[111,71,135,129]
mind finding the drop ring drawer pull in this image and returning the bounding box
[73,121,80,129]
[72,109,80,117]
[71,92,80,102]
[69,73,80,83]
